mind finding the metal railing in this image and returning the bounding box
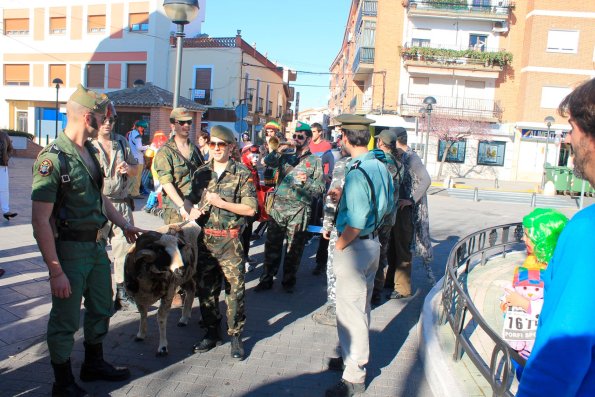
[400,93,503,121]
[408,0,513,16]
[352,46,375,73]
[440,222,526,397]
[355,1,378,29]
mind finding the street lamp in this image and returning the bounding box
[163,0,199,109]
[422,96,437,166]
[542,115,555,189]
[52,77,63,139]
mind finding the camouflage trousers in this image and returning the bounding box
[102,201,133,284]
[373,222,394,295]
[162,207,184,225]
[325,229,339,305]
[260,216,308,288]
[195,234,245,336]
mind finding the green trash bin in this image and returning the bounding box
[552,167,572,194]
[570,173,590,196]
[544,166,555,184]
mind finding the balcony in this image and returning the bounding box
[405,0,513,21]
[355,1,378,28]
[352,46,375,81]
[189,88,212,105]
[400,93,503,122]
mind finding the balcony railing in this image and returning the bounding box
[406,0,513,19]
[189,88,212,105]
[400,45,513,69]
[355,1,378,29]
[400,93,503,121]
[352,46,375,74]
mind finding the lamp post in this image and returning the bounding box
[163,0,199,109]
[52,78,63,139]
[422,96,437,166]
[542,115,555,189]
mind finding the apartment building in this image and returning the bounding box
[172,32,296,140]
[329,0,595,183]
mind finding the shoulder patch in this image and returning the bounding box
[38,159,54,176]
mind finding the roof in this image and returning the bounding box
[106,83,206,111]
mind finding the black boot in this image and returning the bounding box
[192,324,222,353]
[79,342,130,382]
[230,334,244,360]
[114,283,135,311]
[51,359,88,397]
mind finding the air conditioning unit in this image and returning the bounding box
[492,21,509,33]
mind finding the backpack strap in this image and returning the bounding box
[48,144,72,226]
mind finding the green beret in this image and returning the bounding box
[170,107,193,121]
[136,120,148,128]
[295,121,311,132]
[335,114,374,131]
[69,84,110,113]
[210,125,235,144]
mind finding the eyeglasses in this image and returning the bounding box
[102,117,116,125]
[176,120,192,126]
[208,141,228,150]
[293,134,306,140]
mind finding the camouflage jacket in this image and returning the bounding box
[92,134,137,200]
[322,155,350,233]
[153,137,204,209]
[371,149,404,227]
[186,159,257,230]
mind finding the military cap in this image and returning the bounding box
[170,107,193,121]
[335,114,374,131]
[210,125,235,144]
[264,121,281,130]
[391,127,408,139]
[136,120,148,128]
[69,84,110,113]
[295,121,311,132]
[377,129,397,146]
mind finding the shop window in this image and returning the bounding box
[437,139,466,163]
[477,141,506,166]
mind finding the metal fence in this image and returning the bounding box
[440,222,527,397]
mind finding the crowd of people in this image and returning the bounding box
[24,76,595,397]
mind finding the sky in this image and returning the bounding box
[200,0,348,112]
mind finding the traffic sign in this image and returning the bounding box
[234,120,248,133]
[235,104,248,121]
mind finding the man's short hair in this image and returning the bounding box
[394,127,408,145]
[198,131,209,141]
[344,128,370,147]
[311,122,323,132]
[559,78,595,139]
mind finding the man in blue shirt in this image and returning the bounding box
[517,78,595,396]
[325,114,394,397]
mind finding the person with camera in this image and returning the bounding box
[255,121,325,293]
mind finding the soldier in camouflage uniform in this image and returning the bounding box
[91,103,139,311]
[312,152,350,326]
[254,121,325,293]
[185,125,257,360]
[153,107,204,225]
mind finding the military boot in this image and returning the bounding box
[51,359,88,397]
[79,342,130,382]
[192,324,223,353]
[114,283,135,311]
[230,334,244,360]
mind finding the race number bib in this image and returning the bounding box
[502,307,538,343]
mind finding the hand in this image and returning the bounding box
[398,199,413,209]
[50,273,71,299]
[188,206,207,220]
[179,206,190,221]
[322,230,331,240]
[327,187,343,204]
[123,224,145,243]
[116,161,129,175]
[504,288,530,310]
[205,192,225,209]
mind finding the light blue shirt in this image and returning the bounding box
[336,151,394,236]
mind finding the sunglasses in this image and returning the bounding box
[102,117,116,125]
[293,134,306,140]
[176,120,192,126]
[208,141,228,150]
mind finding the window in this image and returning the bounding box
[4,18,29,35]
[86,64,105,88]
[278,105,283,118]
[88,15,106,33]
[193,68,212,105]
[17,111,28,132]
[4,64,30,86]
[477,141,506,166]
[540,86,572,109]
[547,30,579,53]
[469,34,488,51]
[49,65,66,87]
[129,13,149,32]
[437,140,466,163]
[412,38,430,47]
[257,97,264,113]
[358,20,376,47]
[127,64,146,88]
[267,100,273,116]
[49,17,66,34]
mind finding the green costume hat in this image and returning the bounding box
[295,121,311,132]
[70,84,110,113]
[335,114,374,131]
[170,107,193,121]
[522,208,569,263]
[210,125,235,144]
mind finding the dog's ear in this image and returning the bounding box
[135,249,157,263]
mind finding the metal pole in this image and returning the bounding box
[424,110,431,166]
[580,179,586,209]
[173,24,185,109]
[54,85,59,139]
[541,126,550,189]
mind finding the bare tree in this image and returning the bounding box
[420,114,491,179]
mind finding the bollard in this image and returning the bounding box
[473,187,479,202]
[46,135,49,146]
[530,192,537,207]
[494,177,499,189]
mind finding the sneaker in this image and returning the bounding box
[387,291,412,300]
[312,305,336,327]
[325,379,365,397]
[3,212,17,220]
[244,263,254,273]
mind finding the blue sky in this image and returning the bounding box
[201,0,348,111]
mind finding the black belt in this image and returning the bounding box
[338,231,377,240]
[57,229,101,242]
